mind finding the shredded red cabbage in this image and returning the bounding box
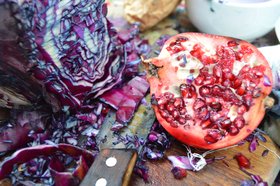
[0,110,49,152]
[100,76,149,124]
[240,168,268,186]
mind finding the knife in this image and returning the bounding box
[80,95,155,186]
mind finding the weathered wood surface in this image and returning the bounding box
[131,136,280,186]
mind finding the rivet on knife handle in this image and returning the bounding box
[80,149,137,186]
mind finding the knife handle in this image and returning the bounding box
[80,149,138,186]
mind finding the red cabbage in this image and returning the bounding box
[240,168,268,186]
[0,0,156,184]
[0,144,95,184]
[100,76,149,124]
[0,0,125,111]
[0,110,49,152]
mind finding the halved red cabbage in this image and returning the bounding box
[0,0,125,111]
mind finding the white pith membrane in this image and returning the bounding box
[148,33,273,149]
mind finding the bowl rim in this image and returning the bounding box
[211,0,280,8]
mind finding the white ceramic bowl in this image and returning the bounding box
[185,0,280,41]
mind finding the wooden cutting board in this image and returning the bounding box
[131,136,280,186]
[0,109,279,186]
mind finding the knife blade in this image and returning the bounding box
[80,95,155,186]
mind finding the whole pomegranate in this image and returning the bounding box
[145,33,273,149]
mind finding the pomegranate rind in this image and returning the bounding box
[146,33,273,150]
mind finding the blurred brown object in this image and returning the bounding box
[0,179,11,186]
[0,108,9,123]
[263,114,280,146]
[124,0,180,31]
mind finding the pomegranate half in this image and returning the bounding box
[145,33,273,150]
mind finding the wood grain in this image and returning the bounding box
[131,136,280,186]
[80,149,137,186]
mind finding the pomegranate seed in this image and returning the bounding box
[240,45,253,56]
[203,76,215,85]
[172,110,180,119]
[164,92,174,99]
[170,121,179,128]
[243,94,253,107]
[169,41,176,47]
[235,52,243,60]
[166,104,175,112]
[158,104,165,110]
[174,98,184,108]
[234,153,251,169]
[204,134,219,144]
[228,125,239,135]
[189,69,195,73]
[233,117,245,129]
[252,65,265,78]
[232,78,242,89]
[170,98,176,103]
[220,119,231,129]
[222,79,232,87]
[171,167,187,179]
[205,97,218,104]
[212,85,223,97]
[239,65,250,75]
[157,97,167,105]
[194,75,205,86]
[199,85,212,97]
[213,65,222,78]
[166,117,173,123]
[204,130,222,144]
[200,120,212,129]
[185,114,191,119]
[237,105,247,115]
[171,46,185,54]
[223,70,235,81]
[196,107,209,120]
[180,84,196,98]
[179,108,187,115]
[178,117,186,125]
[251,77,260,85]
[210,112,223,122]
[212,124,219,129]
[223,88,235,101]
[227,40,239,47]
[160,110,169,118]
[209,102,222,111]
[176,55,184,61]
[254,70,264,77]
[193,98,206,110]
[190,46,202,58]
[232,98,243,106]
[176,36,188,42]
[236,86,246,96]
[200,67,209,75]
